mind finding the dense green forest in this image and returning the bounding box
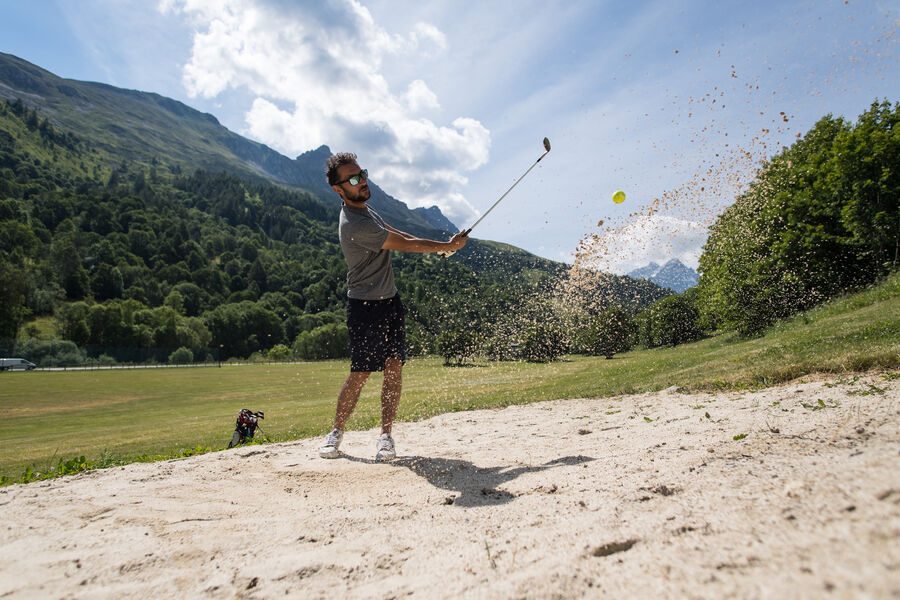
[594,100,898,353]
[698,100,898,335]
[2,84,894,368]
[615,99,899,351]
[0,97,655,365]
[522,100,898,361]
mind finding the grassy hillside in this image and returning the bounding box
[0,51,282,179]
[0,52,454,237]
[4,94,628,365]
[1,53,669,373]
[1,271,896,484]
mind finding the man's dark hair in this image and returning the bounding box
[325,152,358,185]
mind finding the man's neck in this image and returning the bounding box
[343,199,368,210]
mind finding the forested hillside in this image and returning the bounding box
[698,100,899,335]
[0,51,459,238]
[0,53,671,366]
[1,55,893,375]
[0,90,663,366]
[598,100,899,356]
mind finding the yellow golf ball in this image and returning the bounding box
[612,190,626,204]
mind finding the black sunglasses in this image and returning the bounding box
[338,169,368,186]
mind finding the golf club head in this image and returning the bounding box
[543,137,551,152]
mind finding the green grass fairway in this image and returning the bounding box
[1,273,898,483]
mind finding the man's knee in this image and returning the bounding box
[346,371,371,387]
[383,357,402,381]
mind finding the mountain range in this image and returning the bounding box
[0,51,456,238]
[0,51,667,291]
[0,52,669,361]
[627,259,699,293]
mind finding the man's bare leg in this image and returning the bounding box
[380,357,402,434]
[320,371,370,458]
[335,371,370,430]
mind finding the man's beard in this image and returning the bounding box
[345,184,370,203]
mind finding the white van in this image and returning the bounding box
[0,358,37,371]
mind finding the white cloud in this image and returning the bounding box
[576,215,707,275]
[403,79,439,112]
[410,22,447,54]
[159,0,486,224]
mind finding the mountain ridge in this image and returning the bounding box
[627,258,699,293]
[0,52,456,238]
[0,52,671,365]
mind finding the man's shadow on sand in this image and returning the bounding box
[342,454,595,507]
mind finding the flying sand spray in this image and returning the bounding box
[439,137,551,258]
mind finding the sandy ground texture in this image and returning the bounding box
[1,373,898,599]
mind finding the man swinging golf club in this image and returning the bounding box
[319,152,468,461]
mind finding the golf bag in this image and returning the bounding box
[228,408,265,448]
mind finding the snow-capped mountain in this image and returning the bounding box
[627,259,699,293]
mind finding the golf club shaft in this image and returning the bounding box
[464,149,550,235]
[438,137,550,258]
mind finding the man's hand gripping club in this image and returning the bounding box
[437,229,470,258]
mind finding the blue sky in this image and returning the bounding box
[2,0,897,272]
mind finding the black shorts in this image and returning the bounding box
[347,294,406,372]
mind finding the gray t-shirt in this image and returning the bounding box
[339,204,397,300]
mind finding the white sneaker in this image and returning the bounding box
[375,433,396,462]
[319,428,343,459]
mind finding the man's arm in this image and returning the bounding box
[382,230,468,253]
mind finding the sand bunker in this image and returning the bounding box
[1,373,897,598]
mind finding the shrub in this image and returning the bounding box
[638,292,703,348]
[97,353,117,366]
[579,307,636,358]
[293,323,349,360]
[15,338,88,367]
[168,346,194,364]
[436,328,478,366]
[482,297,568,362]
[519,318,567,363]
[266,343,292,361]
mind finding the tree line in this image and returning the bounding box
[435,100,899,364]
[0,99,579,365]
[5,98,891,368]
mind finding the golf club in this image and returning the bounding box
[439,137,551,258]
